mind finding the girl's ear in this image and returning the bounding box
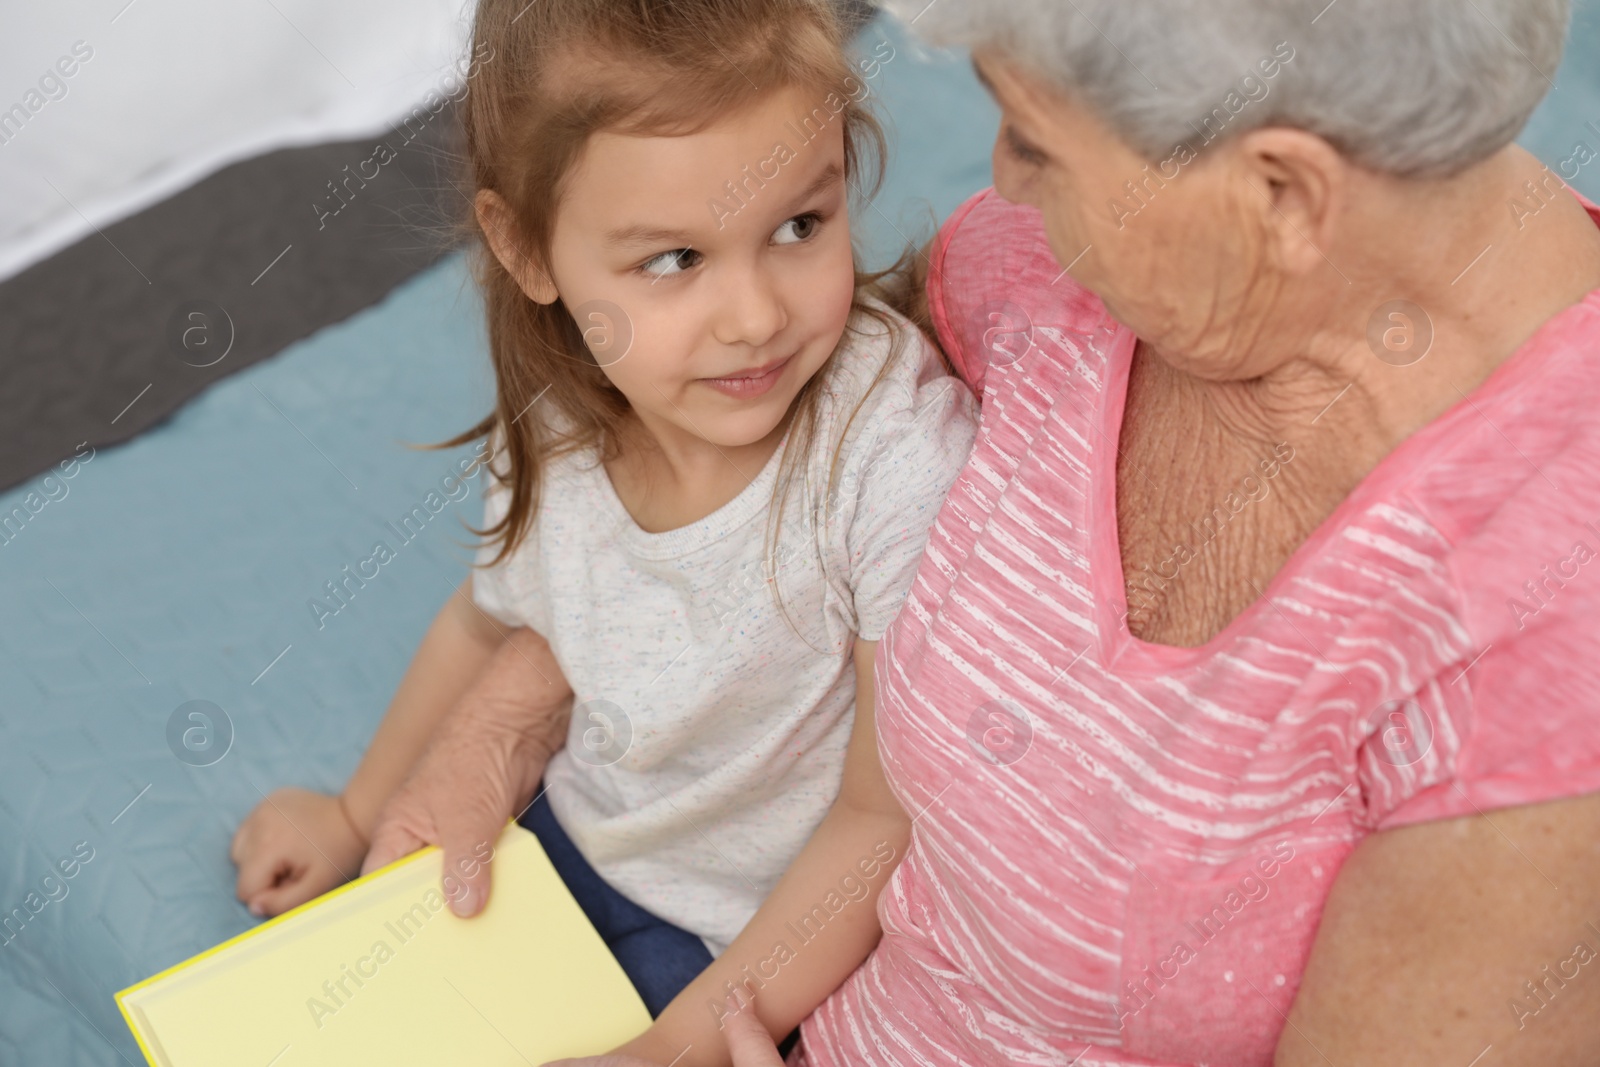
[475,189,560,304]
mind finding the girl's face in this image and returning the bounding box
[543,83,858,453]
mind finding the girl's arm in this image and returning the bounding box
[232,580,569,916]
[616,637,910,1067]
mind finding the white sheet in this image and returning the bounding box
[0,0,475,282]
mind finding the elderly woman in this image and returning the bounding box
[369,0,1600,1063]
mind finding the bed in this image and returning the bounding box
[2,3,1598,1063]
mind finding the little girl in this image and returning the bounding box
[231,0,976,1062]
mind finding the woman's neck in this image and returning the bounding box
[1119,147,1600,647]
[1168,145,1600,473]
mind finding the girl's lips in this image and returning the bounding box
[700,354,792,398]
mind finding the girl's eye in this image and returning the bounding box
[772,212,824,245]
[638,248,702,279]
[634,212,824,278]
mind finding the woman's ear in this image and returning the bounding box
[1232,128,1349,279]
[475,189,560,304]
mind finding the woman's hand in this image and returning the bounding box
[230,787,367,917]
[716,1008,786,1067]
[361,627,572,916]
[546,997,787,1067]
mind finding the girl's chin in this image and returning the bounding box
[696,403,795,452]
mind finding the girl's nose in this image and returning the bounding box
[713,264,787,348]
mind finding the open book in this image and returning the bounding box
[116,824,652,1066]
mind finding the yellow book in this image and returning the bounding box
[115,824,652,1066]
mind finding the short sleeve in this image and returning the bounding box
[1373,428,1600,829]
[839,334,979,642]
[469,449,545,633]
[1373,599,1600,830]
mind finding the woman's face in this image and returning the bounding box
[972,51,1282,379]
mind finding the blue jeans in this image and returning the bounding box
[518,789,714,1017]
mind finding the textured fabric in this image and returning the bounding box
[517,788,713,1018]
[797,188,1600,1066]
[474,297,979,954]
[0,104,466,495]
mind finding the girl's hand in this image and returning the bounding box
[230,787,367,917]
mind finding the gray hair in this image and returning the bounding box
[878,0,1571,177]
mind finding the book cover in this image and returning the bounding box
[116,824,652,1066]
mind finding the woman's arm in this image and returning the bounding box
[340,578,567,835]
[233,579,508,914]
[361,617,572,915]
[339,578,513,833]
[1276,790,1600,1065]
[615,638,910,1067]
[232,580,570,915]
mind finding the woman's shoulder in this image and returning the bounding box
[1429,313,1600,605]
[926,188,1111,393]
[1408,290,1600,529]
[1364,315,1600,830]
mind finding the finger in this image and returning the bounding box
[362,820,426,877]
[235,852,292,907]
[248,875,321,919]
[437,804,504,918]
[229,817,252,864]
[722,1001,787,1067]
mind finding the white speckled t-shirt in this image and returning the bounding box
[472,297,978,953]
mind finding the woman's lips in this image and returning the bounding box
[700,354,793,398]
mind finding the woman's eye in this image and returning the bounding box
[772,212,823,245]
[638,248,701,279]
[1003,126,1048,168]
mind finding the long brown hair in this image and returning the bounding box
[442,0,936,640]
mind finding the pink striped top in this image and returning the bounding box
[796,188,1600,1066]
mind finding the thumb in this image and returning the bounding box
[722,995,787,1067]
[438,809,503,918]
[362,819,424,878]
